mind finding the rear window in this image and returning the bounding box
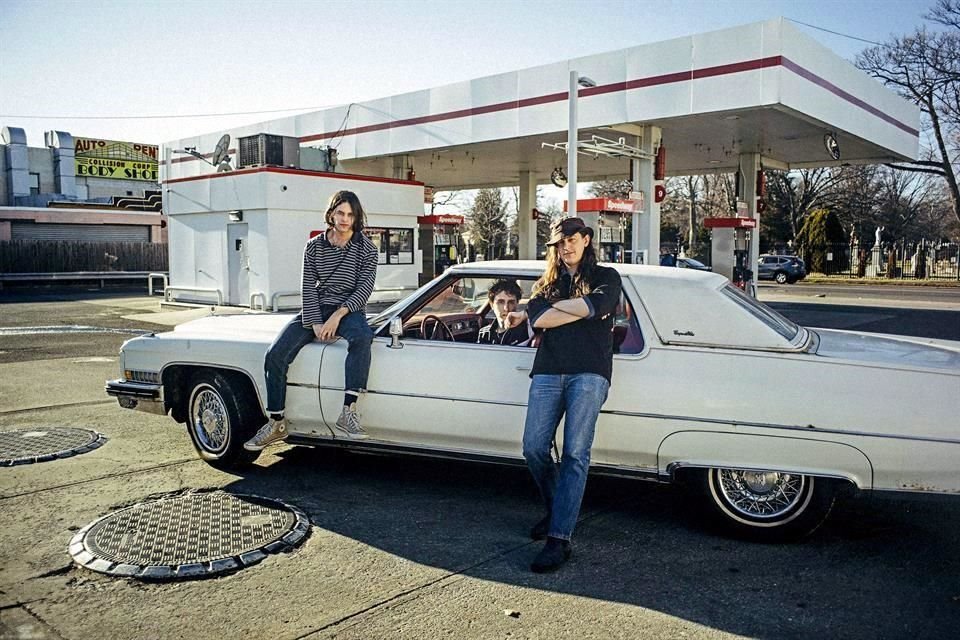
[633,275,804,350]
[720,284,800,341]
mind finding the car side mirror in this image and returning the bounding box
[388,317,404,349]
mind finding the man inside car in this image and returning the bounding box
[477,279,533,347]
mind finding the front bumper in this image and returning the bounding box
[105,379,166,415]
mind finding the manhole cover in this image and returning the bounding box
[69,489,310,580]
[0,428,107,466]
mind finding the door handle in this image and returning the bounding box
[515,366,531,372]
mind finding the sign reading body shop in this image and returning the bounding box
[74,137,159,181]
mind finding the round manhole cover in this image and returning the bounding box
[0,428,107,466]
[69,489,310,580]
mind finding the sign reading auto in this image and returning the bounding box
[74,137,159,181]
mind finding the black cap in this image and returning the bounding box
[546,217,594,246]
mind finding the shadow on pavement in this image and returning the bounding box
[216,445,960,639]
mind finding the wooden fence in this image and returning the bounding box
[0,240,168,273]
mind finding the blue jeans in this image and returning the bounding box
[522,373,610,541]
[264,308,373,413]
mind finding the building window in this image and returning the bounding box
[28,173,40,195]
[364,227,414,265]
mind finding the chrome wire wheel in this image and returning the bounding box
[700,466,838,541]
[714,469,810,521]
[189,383,229,454]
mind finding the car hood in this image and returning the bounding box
[169,313,293,340]
[812,328,960,372]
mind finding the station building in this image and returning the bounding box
[162,18,917,306]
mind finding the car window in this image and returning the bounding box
[634,276,804,350]
[613,292,644,354]
[720,284,801,341]
[398,276,538,344]
[763,257,777,264]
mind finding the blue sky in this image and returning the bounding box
[0,0,939,148]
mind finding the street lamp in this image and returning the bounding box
[567,71,596,217]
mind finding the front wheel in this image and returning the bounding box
[186,370,262,469]
[774,271,789,284]
[701,468,836,542]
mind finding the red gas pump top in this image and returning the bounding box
[703,217,757,229]
[417,214,465,225]
[562,198,642,214]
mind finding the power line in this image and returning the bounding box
[0,104,340,121]
[786,17,887,47]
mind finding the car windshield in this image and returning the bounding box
[721,284,801,341]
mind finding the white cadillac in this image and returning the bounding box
[107,262,960,541]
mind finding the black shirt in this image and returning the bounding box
[526,265,622,383]
[477,320,532,346]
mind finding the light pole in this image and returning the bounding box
[567,71,596,217]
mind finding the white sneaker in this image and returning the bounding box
[244,417,288,451]
[334,404,367,439]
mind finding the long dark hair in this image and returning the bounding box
[324,190,366,233]
[532,232,598,301]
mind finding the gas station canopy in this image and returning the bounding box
[166,18,918,189]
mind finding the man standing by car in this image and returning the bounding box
[505,217,622,572]
[244,190,379,450]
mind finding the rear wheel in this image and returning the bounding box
[186,370,263,469]
[701,468,836,541]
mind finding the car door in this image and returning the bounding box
[757,256,777,279]
[317,275,538,458]
[318,337,533,457]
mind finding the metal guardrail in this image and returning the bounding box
[147,273,168,296]
[249,292,267,311]
[0,271,169,290]
[271,291,300,312]
[164,286,224,306]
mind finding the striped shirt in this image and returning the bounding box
[301,230,379,327]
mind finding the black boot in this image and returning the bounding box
[531,536,571,573]
[530,513,551,541]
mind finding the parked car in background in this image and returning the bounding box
[676,257,712,272]
[107,261,959,541]
[757,254,806,284]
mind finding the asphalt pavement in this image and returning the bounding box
[1,288,959,640]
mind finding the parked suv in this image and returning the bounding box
[757,254,806,284]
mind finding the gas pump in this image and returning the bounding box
[703,217,757,295]
[563,197,641,263]
[417,214,465,285]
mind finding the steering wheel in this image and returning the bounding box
[420,314,456,342]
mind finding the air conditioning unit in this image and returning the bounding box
[237,134,300,169]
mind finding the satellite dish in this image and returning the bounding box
[211,134,231,167]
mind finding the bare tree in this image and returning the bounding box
[856,0,960,222]
[429,190,465,214]
[588,179,632,198]
[763,168,842,241]
[466,188,507,260]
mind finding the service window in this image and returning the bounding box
[364,227,414,265]
[389,229,413,264]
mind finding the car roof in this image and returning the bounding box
[447,260,801,350]
[447,260,726,286]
